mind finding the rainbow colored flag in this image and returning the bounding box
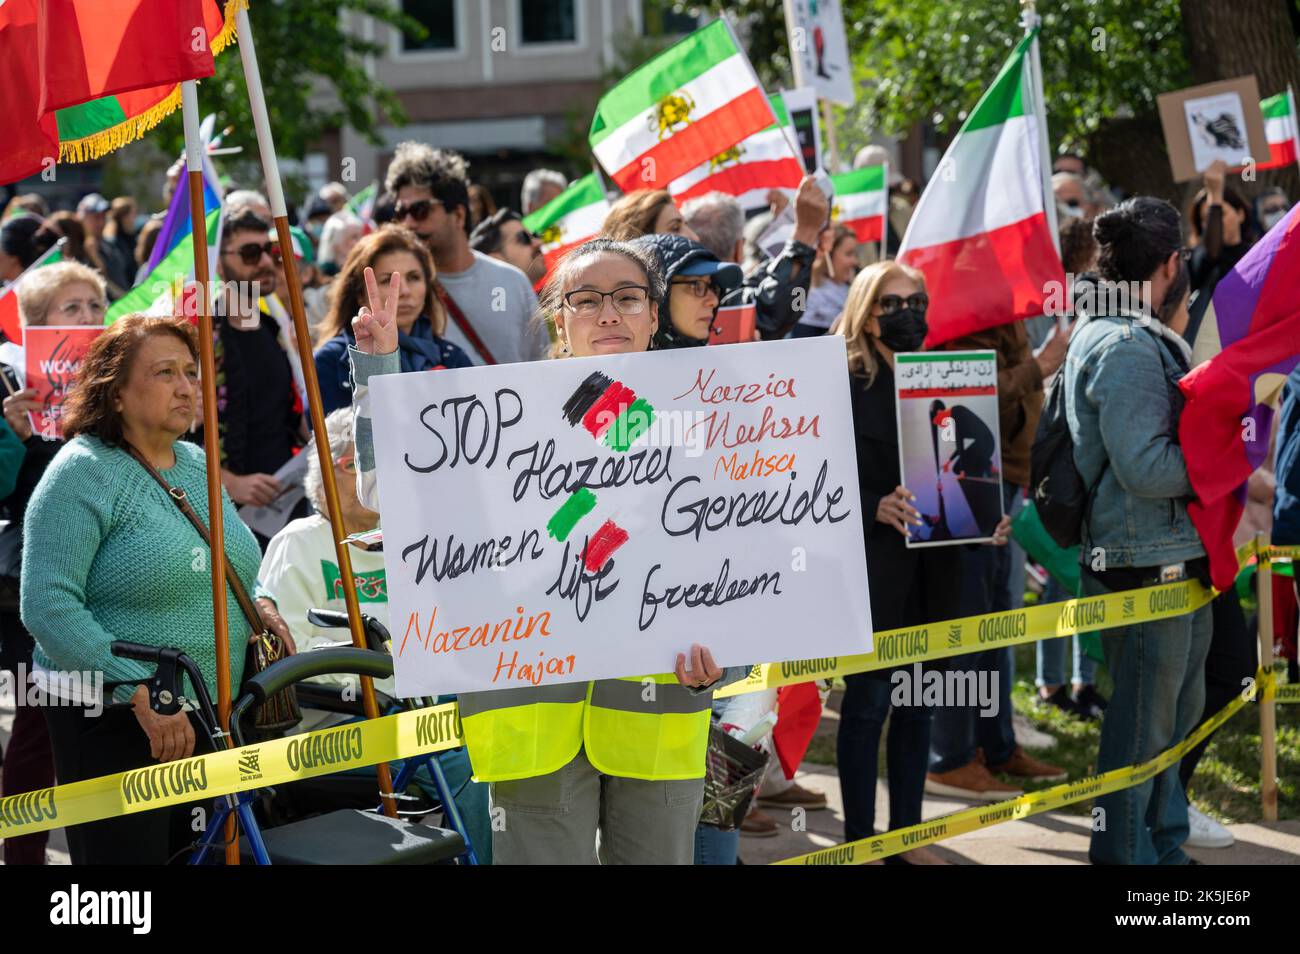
[139,150,224,284]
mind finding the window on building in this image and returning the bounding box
[400,0,457,53]
[520,0,577,45]
[641,0,699,36]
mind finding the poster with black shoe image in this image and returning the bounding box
[895,351,1003,547]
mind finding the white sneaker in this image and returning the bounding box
[1186,804,1234,849]
[1012,712,1056,750]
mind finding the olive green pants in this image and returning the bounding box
[490,747,704,864]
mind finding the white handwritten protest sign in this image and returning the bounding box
[368,336,873,697]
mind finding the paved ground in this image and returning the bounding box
[737,760,1300,865]
[739,698,1300,865]
[3,698,1296,866]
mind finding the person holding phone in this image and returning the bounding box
[347,240,750,863]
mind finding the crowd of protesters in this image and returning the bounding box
[0,135,1296,868]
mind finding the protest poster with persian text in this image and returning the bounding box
[24,325,103,440]
[894,350,1003,548]
[368,336,872,697]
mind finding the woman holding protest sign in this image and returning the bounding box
[835,260,1011,863]
[20,315,296,865]
[348,238,749,864]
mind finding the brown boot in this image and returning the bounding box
[988,745,1067,782]
[740,806,778,837]
[757,782,828,810]
[925,757,1024,801]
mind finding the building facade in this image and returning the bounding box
[316,0,699,212]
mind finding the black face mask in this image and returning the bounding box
[878,307,929,352]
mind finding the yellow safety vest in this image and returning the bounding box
[457,674,713,783]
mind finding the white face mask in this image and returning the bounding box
[1261,209,1288,231]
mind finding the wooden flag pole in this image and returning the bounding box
[1021,0,1061,262]
[821,100,841,173]
[233,5,397,817]
[181,80,240,864]
[1256,532,1278,821]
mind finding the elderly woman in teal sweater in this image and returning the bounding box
[20,314,294,865]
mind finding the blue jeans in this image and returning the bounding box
[694,823,741,865]
[837,668,932,841]
[1036,578,1099,687]
[929,486,1021,772]
[1083,572,1212,865]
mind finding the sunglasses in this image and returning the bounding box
[511,228,537,247]
[878,293,929,315]
[225,241,276,266]
[394,198,444,222]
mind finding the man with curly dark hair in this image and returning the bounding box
[385,142,545,366]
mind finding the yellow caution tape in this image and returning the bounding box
[1,541,1294,844]
[1275,683,1300,704]
[774,668,1276,865]
[0,702,463,840]
[718,578,1216,697]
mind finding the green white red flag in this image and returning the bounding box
[668,92,804,212]
[1257,89,1298,170]
[0,240,64,345]
[897,29,1063,346]
[589,19,777,193]
[829,165,887,243]
[522,174,612,277]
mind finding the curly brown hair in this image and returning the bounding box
[317,225,444,345]
[62,315,199,447]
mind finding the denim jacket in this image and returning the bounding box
[1063,311,1204,568]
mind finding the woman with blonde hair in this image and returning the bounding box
[313,225,471,414]
[601,189,699,242]
[834,260,1010,864]
[0,260,109,865]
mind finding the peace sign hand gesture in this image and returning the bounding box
[352,266,400,356]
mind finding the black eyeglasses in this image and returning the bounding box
[224,241,274,266]
[511,228,536,247]
[671,278,719,299]
[394,198,444,222]
[878,293,929,315]
[563,285,650,318]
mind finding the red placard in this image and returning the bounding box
[25,325,103,440]
[707,303,757,345]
